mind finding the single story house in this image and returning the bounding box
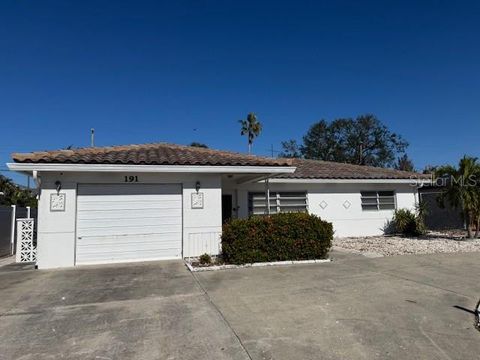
[8,143,427,269]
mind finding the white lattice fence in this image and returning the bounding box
[15,218,36,263]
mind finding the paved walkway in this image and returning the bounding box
[0,256,14,267]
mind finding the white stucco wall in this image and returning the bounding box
[35,170,419,269]
[36,172,222,269]
[232,181,418,237]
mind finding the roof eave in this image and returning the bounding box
[268,178,430,185]
[6,162,296,174]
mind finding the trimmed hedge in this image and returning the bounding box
[221,213,333,264]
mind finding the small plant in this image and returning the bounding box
[392,205,427,237]
[199,253,212,265]
[393,209,417,234]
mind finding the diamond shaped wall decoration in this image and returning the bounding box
[343,200,351,209]
[319,200,328,209]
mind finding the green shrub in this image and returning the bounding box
[392,207,426,237]
[199,253,212,265]
[221,213,333,264]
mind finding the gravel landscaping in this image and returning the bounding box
[333,232,480,256]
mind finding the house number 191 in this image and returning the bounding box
[124,176,138,183]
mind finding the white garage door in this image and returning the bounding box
[76,184,182,265]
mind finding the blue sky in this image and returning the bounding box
[1,1,479,184]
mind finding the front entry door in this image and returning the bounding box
[222,194,233,223]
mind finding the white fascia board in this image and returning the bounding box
[236,174,273,185]
[268,178,431,185]
[6,163,296,174]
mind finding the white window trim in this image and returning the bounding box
[361,190,396,211]
[249,191,308,215]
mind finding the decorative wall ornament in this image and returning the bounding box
[191,192,204,209]
[16,218,36,263]
[343,200,352,209]
[50,193,66,212]
[319,200,328,209]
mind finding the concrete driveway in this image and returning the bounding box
[0,251,479,360]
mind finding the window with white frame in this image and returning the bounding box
[248,192,308,215]
[361,191,396,211]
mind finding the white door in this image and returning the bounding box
[76,184,182,265]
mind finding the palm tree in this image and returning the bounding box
[239,113,262,154]
[435,156,480,238]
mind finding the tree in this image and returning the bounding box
[0,175,37,208]
[301,119,349,161]
[281,114,408,167]
[435,156,480,238]
[394,154,415,172]
[278,140,301,158]
[189,142,208,148]
[422,165,437,174]
[239,113,262,154]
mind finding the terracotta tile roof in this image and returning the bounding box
[275,158,428,180]
[11,143,427,180]
[11,143,292,167]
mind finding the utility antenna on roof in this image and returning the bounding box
[90,128,95,147]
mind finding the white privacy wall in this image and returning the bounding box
[235,182,418,237]
[36,172,222,269]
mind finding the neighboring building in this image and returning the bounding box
[8,143,428,269]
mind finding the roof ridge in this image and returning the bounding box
[13,142,274,158]
[11,142,293,167]
[279,157,423,176]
